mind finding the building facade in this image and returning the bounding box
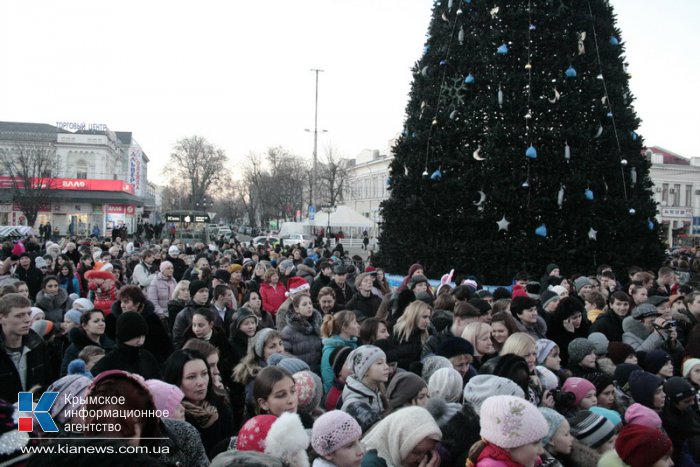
[0,121,154,236]
[646,146,700,247]
[344,137,396,233]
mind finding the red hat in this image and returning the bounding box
[285,277,311,297]
[511,284,528,298]
[236,415,277,452]
[364,266,376,272]
[615,424,672,466]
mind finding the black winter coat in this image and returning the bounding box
[589,311,625,343]
[376,331,425,371]
[61,327,115,376]
[329,280,354,308]
[0,329,49,403]
[345,292,382,320]
[281,310,323,374]
[90,342,162,379]
[106,300,174,364]
[15,264,43,300]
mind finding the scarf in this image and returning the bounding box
[182,399,219,429]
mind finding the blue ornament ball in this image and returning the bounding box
[610,36,620,46]
[464,73,475,84]
[525,145,538,159]
[535,224,547,237]
[431,169,442,181]
[497,44,509,54]
[584,189,594,201]
[565,66,577,78]
[647,219,654,230]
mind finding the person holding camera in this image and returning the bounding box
[622,303,684,371]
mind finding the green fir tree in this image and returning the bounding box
[377,0,663,283]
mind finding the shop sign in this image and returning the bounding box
[165,214,182,222]
[0,177,134,194]
[106,204,125,214]
[0,203,12,213]
[661,207,692,218]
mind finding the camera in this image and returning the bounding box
[654,320,677,330]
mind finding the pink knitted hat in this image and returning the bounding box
[311,410,362,456]
[479,395,548,448]
[562,377,596,406]
[624,402,662,429]
[145,379,184,419]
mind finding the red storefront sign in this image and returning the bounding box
[106,204,136,215]
[0,177,134,194]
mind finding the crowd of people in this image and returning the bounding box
[0,231,697,466]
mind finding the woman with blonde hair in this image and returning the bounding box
[501,332,553,407]
[461,322,495,369]
[379,301,432,370]
[167,280,190,333]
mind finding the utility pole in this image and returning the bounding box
[308,68,324,210]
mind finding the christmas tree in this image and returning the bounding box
[377,0,663,283]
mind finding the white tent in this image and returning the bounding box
[306,205,373,229]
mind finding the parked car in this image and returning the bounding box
[252,235,279,246]
[215,228,233,238]
[280,234,314,248]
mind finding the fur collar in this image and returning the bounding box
[286,309,322,335]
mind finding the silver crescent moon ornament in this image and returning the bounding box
[558,185,565,209]
[473,145,485,161]
[422,66,430,78]
[498,85,504,108]
[594,124,604,138]
[458,26,465,45]
[474,191,486,206]
[548,88,560,103]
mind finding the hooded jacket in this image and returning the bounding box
[281,309,323,374]
[320,334,358,392]
[341,375,384,416]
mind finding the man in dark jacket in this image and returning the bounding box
[329,264,354,309]
[15,253,43,300]
[0,293,49,403]
[590,291,630,343]
[345,272,382,320]
[310,260,333,304]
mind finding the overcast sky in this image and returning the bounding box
[1,1,698,184]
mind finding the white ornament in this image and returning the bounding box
[588,227,598,240]
[564,142,571,160]
[557,185,565,209]
[497,215,510,231]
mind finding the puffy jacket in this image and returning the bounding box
[341,375,384,415]
[147,272,176,318]
[35,288,70,324]
[320,335,358,392]
[260,282,287,315]
[107,300,174,364]
[281,310,323,374]
[0,329,49,403]
[589,310,625,343]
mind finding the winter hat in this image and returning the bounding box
[480,395,548,449]
[168,245,180,256]
[567,338,596,366]
[428,368,463,403]
[65,309,82,326]
[590,407,622,428]
[145,379,185,419]
[31,319,54,338]
[278,259,295,274]
[424,397,461,428]
[574,276,592,291]
[347,345,386,381]
[116,311,149,343]
[493,287,512,300]
[343,401,381,433]
[188,279,208,297]
[624,402,662,429]
[536,339,558,365]
[614,424,672,467]
[464,374,525,415]
[643,350,672,375]
[285,277,310,297]
[407,274,429,291]
[253,328,277,358]
[632,303,659,320]
[585,372,615,397]
[30,307,45,321]
[228,264,243,274]
[72,298,94,312]
[237,415,278,452]
[159,261,173,273]
[664,376,695,403]
[67,359,93,378]
[436,337,474,359]
[568,410,616,449]
[683,358,700,378]
[475,289,493,300]
[562,377,596,405]
[386,371,427,410]
[421,355,452,382]
[272,356,310,375]
[587,332,609,355]
[539,407,566,446]
[647,295,669,307]
[213,268,231,283]
[430,309,453,332]
[628,370,663,409]
[311,410,362,457]
[537,366,560,390]
[293,370,323,413]
[615,363,643,390]
[608,342,636,365]
[46,374,92,425]
[548,285,568,296]
[539,290,560,310]
[35,256,47,269]
[330,346,353,377]
[361,406,441,467]
[234,309,258,330]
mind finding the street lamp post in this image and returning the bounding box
[305,68,327,211]
[321,204,336,246]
